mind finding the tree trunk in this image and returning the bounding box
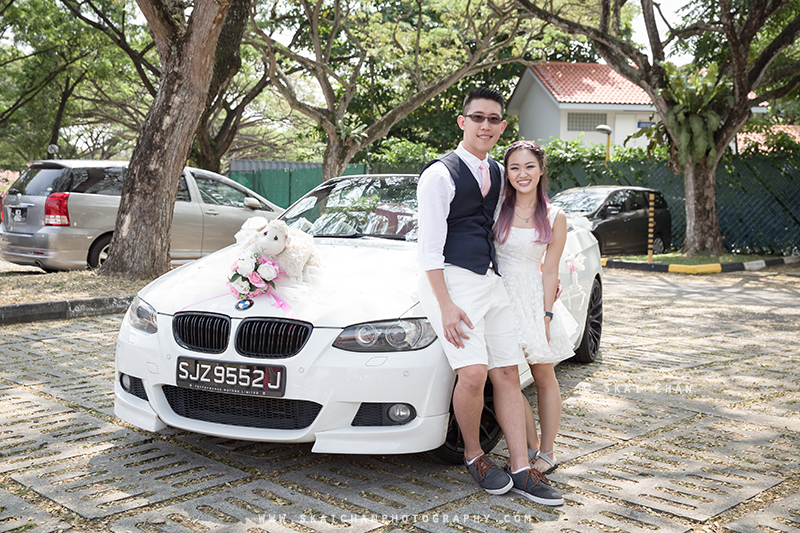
[321,138,354,181]
[682,162,724,254]
[99,0,232,280]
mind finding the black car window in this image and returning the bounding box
[70,167,126,195]
[628,191,647,211]
[176,176,191,202]
[9,167,71,196]
[605,191,628,211]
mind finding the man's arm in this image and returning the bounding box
[425,269,474,349]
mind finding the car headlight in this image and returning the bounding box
[333,319,437,352]
[129,296,158,333]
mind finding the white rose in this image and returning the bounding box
[236,254,256,277]
[257,262,278,281]
[230,278,251,295]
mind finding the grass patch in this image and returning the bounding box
[0,268,150,306]
[609,252,777,265]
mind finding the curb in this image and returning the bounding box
[602,255,800,274]
[0,295,134,327]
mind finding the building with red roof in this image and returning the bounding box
[507,62,769,153]
[507,62,656,151]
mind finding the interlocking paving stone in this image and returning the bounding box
[12,440,250,519]
[414,491,690,533]
[108,479,383,533]
[175,433,321,472]
[0,389,133,474]
[725,490,800,532]
[554,416,787,521]
[34,372,117,416]
[278,455,478,515]
[0,488,72,533]
[558,389,695,441]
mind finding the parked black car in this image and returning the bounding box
[551,186,672,256]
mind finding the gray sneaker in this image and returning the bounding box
[465,455,513,495]
[506,466,564,506]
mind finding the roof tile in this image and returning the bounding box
[529,62,651,105]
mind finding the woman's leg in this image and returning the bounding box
[522,391,540,456]
[531,363,561,472]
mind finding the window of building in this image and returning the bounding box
[567,113,608,132]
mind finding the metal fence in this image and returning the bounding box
[229,156,799,255]
[229,162,422,208]
[548,157,800,255]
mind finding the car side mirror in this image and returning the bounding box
[604,205,620,217]
[243,197,261,209]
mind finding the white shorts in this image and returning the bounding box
[418,266,524,371]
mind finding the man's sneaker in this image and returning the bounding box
[506,466,564,506]
[465,454,513,495]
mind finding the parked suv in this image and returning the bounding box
[550,185,672,255]
[0,160,283,271]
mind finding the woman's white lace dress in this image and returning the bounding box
[495,208,578,365]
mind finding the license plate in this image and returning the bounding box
[10,207,26,223]
[176,357,286,397]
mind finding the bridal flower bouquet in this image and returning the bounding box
[227,251,281,300]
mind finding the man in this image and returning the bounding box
[416,87,562,506]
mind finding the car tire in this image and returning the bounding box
[88,234,112,269]
[652,235,666,255]
[573,276,603,364]
[422,379,503,465]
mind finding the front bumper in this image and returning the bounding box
[114,310,455,455]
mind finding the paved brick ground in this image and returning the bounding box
[0,270,798,533]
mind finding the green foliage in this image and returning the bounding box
[371,138,440,164]
[660,62,732,167]
[738,122,800,164]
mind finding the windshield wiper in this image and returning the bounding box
[361,233,408,240]
[313,231,363,238]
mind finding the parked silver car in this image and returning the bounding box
[0,160,283,271]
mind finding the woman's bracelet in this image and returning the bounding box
[544,311,554,320]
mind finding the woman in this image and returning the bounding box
[494,140,577,474]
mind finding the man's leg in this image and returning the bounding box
[453,364,488,461]
[488,365,529,471]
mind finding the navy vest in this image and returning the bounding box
[420,151,501,275]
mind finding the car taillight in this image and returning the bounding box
[45,192,70,226]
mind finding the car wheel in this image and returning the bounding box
[422,379,503,465]
[573,276,603,364]
[88,234,112,269]
[652,235,666,255]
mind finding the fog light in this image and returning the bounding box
[120,373,131,392]
[386,403,413,423]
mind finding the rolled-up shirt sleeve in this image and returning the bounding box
[417,161,454,271]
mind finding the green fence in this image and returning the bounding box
[230,162,422,208]
[229,156,799,255]
[548,157,800,254]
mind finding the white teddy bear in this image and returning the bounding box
[238,217,321,283]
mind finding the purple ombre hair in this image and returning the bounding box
[495,140,552,244]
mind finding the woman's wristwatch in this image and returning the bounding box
[544,311,554,319]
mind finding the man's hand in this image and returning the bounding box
[440,301,473,349]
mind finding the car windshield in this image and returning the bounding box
[281,175,419,240]
[551,189,609,212]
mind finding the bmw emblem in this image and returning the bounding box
[235,299,254,311]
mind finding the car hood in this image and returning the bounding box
[137,238,422,328]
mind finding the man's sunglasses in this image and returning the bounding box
[463,114,504,125]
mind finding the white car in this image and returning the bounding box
[114,175,602,463]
